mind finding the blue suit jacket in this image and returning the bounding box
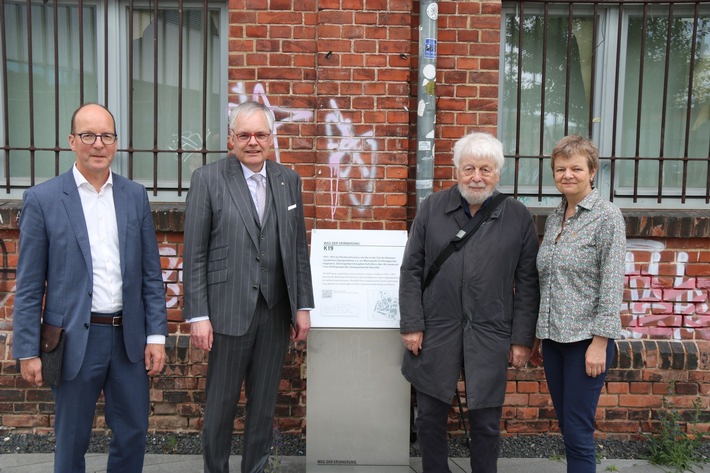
[12,169,168,381]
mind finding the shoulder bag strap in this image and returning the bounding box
[421,193,508,290]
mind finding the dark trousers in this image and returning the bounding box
[202,296,291,473]
[52,324,149,473]
[467,405,502,473]
[415,390,502,473]
[542,338,615,473]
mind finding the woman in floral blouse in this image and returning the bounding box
[536,135,626,473]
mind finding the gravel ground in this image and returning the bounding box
[2,432,709,460]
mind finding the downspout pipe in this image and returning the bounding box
[415,0,438,209]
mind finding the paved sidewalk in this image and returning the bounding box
[1,454,708,472]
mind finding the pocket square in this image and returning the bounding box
[288,204,297,210]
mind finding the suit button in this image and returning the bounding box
[84,323,89,329]
[252,285,258,289]
[256,257,260,262]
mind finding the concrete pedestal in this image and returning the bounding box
[306,329,410,473]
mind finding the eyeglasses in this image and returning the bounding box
[232,132,271,143]
[73,133,118,145]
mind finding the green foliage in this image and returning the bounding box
[161,434,178,453]
[604,466,620,472]
[646,396,707,473]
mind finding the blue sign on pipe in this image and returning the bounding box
[424,38,437,59]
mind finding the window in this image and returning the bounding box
[500,1,710,208]
[0,1,227,201]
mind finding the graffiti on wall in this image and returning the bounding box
[322,98,378,219]
[160,245,182,310]
[625,239,708,340]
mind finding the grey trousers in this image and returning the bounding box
[202,296,291,473]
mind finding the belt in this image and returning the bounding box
[90,311,123,326]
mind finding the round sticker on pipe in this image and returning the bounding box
[426,3,438,20]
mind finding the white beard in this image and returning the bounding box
[458,183,493,206]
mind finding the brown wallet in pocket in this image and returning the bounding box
[39,323,65,386]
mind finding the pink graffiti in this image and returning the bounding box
[323,98,377,219]
[625,239,709,340]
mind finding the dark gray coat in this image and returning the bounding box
[399,187,539,408]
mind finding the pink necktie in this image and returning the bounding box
[252,174,265,223]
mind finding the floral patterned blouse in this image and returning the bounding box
[536,188,626,343]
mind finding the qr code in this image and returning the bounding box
[322,290,333,299]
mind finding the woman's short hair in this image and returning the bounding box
[550,135,599,173]
[452,132,505,174]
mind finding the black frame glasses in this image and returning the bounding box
[73,133,118,145]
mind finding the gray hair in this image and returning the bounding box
[228,101,275,132]
[452,132,505,174]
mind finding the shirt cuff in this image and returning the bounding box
[186,315,210,323]
[146,335,166,345]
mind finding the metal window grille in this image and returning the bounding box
[0,1,225,199]
[502,0,710,207]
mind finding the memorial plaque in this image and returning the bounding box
[310,229,408,329]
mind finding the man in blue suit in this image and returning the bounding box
[12,103,168,473]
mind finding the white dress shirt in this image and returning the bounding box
[73,165,164,344]
[242,163,268,207]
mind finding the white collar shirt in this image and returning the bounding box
[241,162,267,208]
[72,164,122,313]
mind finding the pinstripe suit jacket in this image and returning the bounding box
[182,156,314,336]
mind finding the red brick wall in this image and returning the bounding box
[1,222,708,438]
[1,0,709,441]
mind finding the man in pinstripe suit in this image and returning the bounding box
[183,101,314,473]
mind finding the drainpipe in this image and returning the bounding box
[415,0,439,209]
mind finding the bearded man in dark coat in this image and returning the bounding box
[399,132,540,473]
